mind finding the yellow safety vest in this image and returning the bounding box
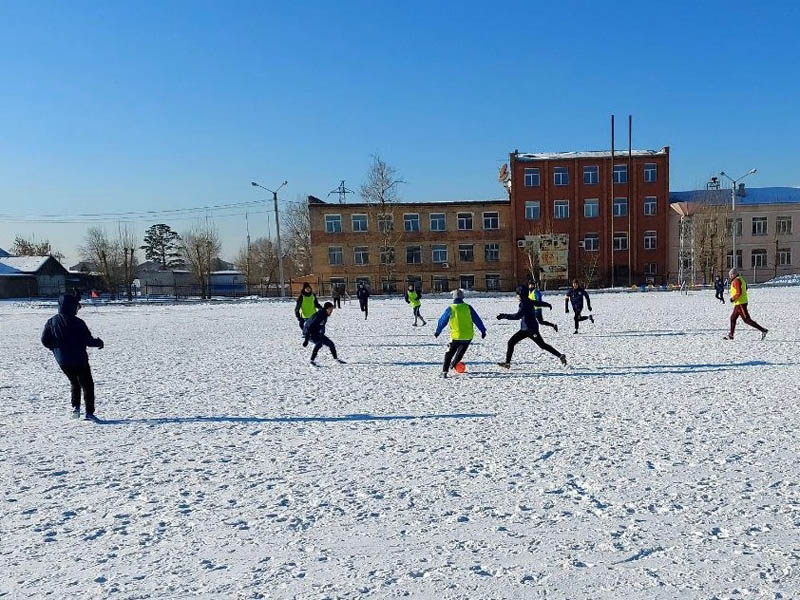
[408,290,421,308]
[730,276,748,305]
[301,294,317,318]
[449,303,474,341]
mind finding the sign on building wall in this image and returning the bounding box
[523,234,569,281]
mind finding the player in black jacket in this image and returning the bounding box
[496,286,566,369]
[565,279,594,334]
[302,302,346,365]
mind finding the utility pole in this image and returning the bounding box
[720,168,757,271]
[251,180,288,297]
[327,180,355,204]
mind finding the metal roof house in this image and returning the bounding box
[0,255,70,298]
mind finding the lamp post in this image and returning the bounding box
[719,168,757,271]
[251,180,288,297]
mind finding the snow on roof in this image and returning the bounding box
[670,187,800,206]
[211,270,244,275]
[0,256,52,273]
[515,148,667,161]
[311,197,508,208]
[0,248,10,257]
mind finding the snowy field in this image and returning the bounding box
[2,287,800,599]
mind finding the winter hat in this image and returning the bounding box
[451,288,465,300]
[516,285,528,298]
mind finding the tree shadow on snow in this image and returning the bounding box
[96,413,496,426]
[467,359,791,379]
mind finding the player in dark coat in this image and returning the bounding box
[41,294,104,419]
[565,279,594,334]
[356,282,370,320]
[714,275,725,303]
[496,286,566,369]
[303,302,346,365]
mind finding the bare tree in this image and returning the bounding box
[282,197,312,276]
[520,210,556,285]
[78,226,138,298]
[235,236,279,292]
[181,223,221,299]
[118,225,138,301]
[11,236,64,261]
[360,155,404,291]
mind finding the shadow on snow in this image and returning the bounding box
[96,412,496,426]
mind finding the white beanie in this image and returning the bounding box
[451,288,464,299]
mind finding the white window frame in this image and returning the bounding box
[325,214,342,233]
[751,249,768,268]
[328,246,343,265]
[351,213,368,232]
[484,242,500,262]
[432,244,448,264]
[524,168,540,187]
[727,217,743,236]
[554,200,569,220]
[584,233,599,251]
[776,216,793,235]
[643,196,657,216]
[644,262,657,275]
[459,274,475,290]
[430,213,446,232]
[485,273,500,291]
[644,163,658,183]
[726,250,743,269]
[554,167,569,186]
[613,164,628,184]
[457,212,474,231]
[613,197,628,217]
[583,166,599,185]
[482,211,500,230]
[525,201,540,220]
[778,248,792,266]
[353,246,369,265]
[584,198,599,218]
[613,232,628,251]
[644,230,657,250]
[403,213,420,232]
[752,216,768,236]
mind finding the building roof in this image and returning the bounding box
[308,196,509,208]
[514,148,668,161]
[0,256,53,274]
[0,248,10,257]
[670,186,800,206]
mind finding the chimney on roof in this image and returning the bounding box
[737,183,746,196]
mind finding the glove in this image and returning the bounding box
[496,314,502,320]
[481,331,486,339]
[302,338,309,347]
[96,338,104,349]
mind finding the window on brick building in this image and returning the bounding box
[351,214,368,232]
[483,212,499,230]
[353,246,369,265]
[524,168,540,187]
[613,232,628,251]
[554,200,569,220]
[325,214,342,233]
[486,274,500,291]
[380,246,395,264]
[583,233,599,251]
[613,165,628,184]
[583,166,599,185]
[458,244,474,262]
[404,213,420,232]
[554,167,569,186]
[643,197,657,216]
[644,230,657,250]
[430,213,446,231]
[644,163,658,182]
[460,275,475,290]
[432,245,448,263]
[378,214,394,233]
[525,201,540,220]
[457,213,473,230]
[584,199,599,218]
[328,246,343,265]
[485,243,500,262]
[613,197,628,217]
[406,246,421,264]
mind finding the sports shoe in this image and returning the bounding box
[71,407,81,419]
[497,362,510,369]
[761,330,768,341]
[559,354,567,366]
[553,323,558,332]
[412,323,418,327]
[573,330,579,335]
[335,358,347,364]
[84,413,97,421]
[589,315,595,323]
[723,335,734,340]
[440,371,448,378]
[310,360,319,366]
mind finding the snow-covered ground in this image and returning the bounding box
[2,288,800,599]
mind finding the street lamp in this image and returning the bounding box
[251,179,288,297]
[719,168,757,272]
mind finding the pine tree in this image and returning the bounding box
[140,224,183,268]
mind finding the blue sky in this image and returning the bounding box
[1,0,799,263]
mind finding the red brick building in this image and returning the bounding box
[508,147,670,287]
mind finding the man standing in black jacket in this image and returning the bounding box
[565,279,594,334]
[303,302,346,366]
[41,294,104,420]
[496,286,566,369]
[356,282,370,320]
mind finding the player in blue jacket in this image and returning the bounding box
[302,302,346,366]
[434,289,487,378]
[528,281,558,332]
[497,286,566,369]
[565,279,594,334]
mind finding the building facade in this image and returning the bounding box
[308,196,515,294]
[668,186,800,284]
[508,147,670,286]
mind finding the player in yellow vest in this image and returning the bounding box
[405,284,427,326]
[434,289,487,378]
[294,283,322,330]
[724,268,768,340]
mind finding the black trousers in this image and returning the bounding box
[333,297,341,309]
[573,308,590,331]
[310,334,337,360]
[413,306,425,324]
[60,364,95,414]
[506,330,561,363]
[443,340,471,372]
[535,311,557,330]
[359,299,368,318]
[715,289,725,302]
